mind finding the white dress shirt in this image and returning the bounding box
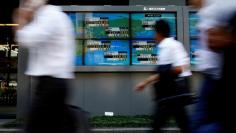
[196,3,223,78]
[17,5,75,79]
[158,38,192,77]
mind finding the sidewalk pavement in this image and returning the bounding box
[0,128,181,133]
[0,119,180,133]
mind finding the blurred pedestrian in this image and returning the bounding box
[207,11,236,133]
[189,0,236,133]
[136,20,193,133]
[13,0,77,133]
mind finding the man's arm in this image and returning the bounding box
[135,65,184,92]
[172,66,183,75]
[14,7,56,48]
[172,42,190,75]
[135,74,159,91]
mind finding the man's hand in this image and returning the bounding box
[135,82,146,92]
[172,66,183,75]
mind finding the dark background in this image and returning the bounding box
[0,0,188,43]
[0,0,129,23]
[0,0,129,43]
[0,0,19,43]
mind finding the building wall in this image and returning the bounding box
[130,0,186,6]
[17,4,202,119]
[67,72,201,116]
[68,73,154,115]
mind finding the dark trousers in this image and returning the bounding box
[191,75,222,133]
[152,104,190,133]
[25,76,77,133]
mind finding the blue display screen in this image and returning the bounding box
[66,12,180,66]
[67,13,84,39]
[190,39,200,65]
[189,12,200,37]
[131,13,177,39]
[132,40,159,65]
[85,40,130,65]
[75,40,83,66]
[84,13,129,39]
[189,12,200,65]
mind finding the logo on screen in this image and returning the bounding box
[143,7,166,11]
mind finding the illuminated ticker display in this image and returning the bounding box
[190,39,200,65]
[75,40,83,65]
[66,12,179,66]
[189,12,200,65]
[189,12,199,37]
[67,13,84,38]
[85,40,130,65]
[131,13,177,39]
[132,40,159,65]
[84,13,129,39]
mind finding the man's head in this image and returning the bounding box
[23,0,48,9]
[187,0,217,9]
[188,0,204,9]
[207,12,236,50]
[154,20,170,42]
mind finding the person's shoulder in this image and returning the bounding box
[44,5,70,20]
[40,5,63,15]
[166,38,183,47]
